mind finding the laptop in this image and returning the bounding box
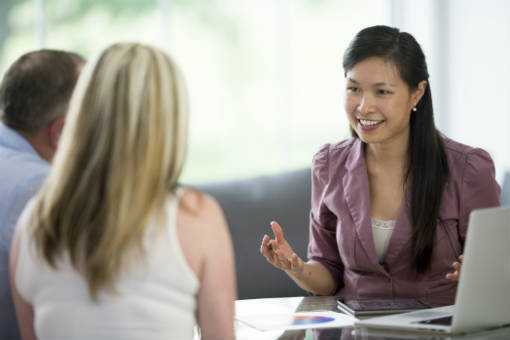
[355,206,510,335]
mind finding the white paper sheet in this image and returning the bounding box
[235,311,357,331]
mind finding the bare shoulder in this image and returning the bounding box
[176,186,231,279]
[176,186,229,248]
[178,186,225,225]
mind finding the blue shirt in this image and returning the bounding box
[0,122,50,339]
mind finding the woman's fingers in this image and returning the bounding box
[273,250,289,269]
[260,234,269,254]
[260,234,275,262]
[446,270,460,280]
[446,260,462,281]
[263,246,304,274]
[270,221,285,245]
[274,250,304,274]
[261,222,300,272]
[446,272,458,280]
[261,234,289,269]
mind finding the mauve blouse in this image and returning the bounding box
[307,137,501,302]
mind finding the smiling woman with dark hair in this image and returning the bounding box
[261,25,500,301]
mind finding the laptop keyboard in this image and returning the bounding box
[417,316,453,326]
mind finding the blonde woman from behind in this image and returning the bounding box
[9,43,236,339]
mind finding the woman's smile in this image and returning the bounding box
[358,118,385,131]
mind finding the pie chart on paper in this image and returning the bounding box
[236,311,355,331]
[292,315,335,325]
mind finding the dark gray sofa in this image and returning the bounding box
[193,168,311,300]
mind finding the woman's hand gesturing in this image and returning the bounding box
[260,221,305,277]
[446,254,464,281]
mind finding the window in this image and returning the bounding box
[0,0,384,183]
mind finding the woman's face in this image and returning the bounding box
[344,57,424,148]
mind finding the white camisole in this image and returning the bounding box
[371,217,396,263]
[16,194,199,339]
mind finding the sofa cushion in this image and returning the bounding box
[192,168,311,299]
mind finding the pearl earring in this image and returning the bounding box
[412,105,417,112]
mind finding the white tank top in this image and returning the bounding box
[371,217,396,263]
[16,194,199,339]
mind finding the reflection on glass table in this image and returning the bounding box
[235,296,510,340]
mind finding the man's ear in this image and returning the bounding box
[48,115,66,150]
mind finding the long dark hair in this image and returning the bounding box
[343,25,449,274]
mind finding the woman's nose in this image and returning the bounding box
[357,94,375,114]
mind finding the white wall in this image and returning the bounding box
[391,0,510,185]
[445,0,510,185]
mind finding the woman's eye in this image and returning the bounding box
[347,87,359,93]
[377,89,392,95]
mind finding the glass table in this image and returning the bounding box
[235,296,510,340]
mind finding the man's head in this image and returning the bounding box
[0,49,85,161]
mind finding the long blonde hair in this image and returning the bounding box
[31,43,189,299]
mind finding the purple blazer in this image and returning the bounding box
[307,137,501,301]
